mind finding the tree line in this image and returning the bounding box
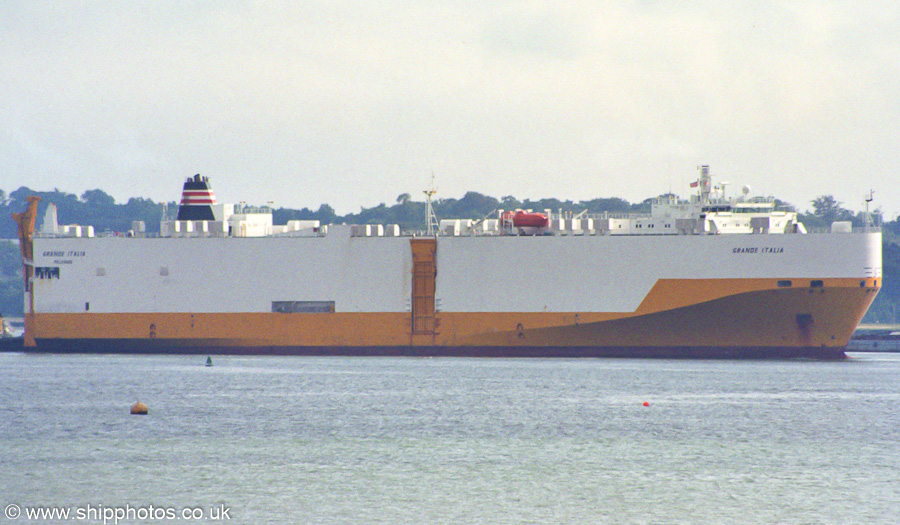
[0,186,886,237]
[1,186,898,322]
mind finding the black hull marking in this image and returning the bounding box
[29,339,847,360]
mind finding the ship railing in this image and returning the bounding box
[35,231,164,239]
[32,232,94,239]
[94,231,168,238]
[804,226,881,234]
[551,212,650,220]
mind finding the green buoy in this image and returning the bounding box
[205,356,213,367]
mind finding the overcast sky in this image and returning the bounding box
[2,1,898,219]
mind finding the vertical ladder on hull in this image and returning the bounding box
[410,238,438,343]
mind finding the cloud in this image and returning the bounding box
[1,1,898,218]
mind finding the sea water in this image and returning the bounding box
[1,353,898,524]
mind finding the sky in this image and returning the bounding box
[2,1,899,219]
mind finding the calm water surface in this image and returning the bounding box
[1,353,899,524]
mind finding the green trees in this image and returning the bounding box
[0,187,168,238]
[799,195,874,229]
[0,241,23,316]
[1,186,898,323]
[81,189,115,208]
[3,187,869,236]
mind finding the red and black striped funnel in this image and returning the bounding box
[176,174,217,221]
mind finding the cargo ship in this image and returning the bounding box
[11,166,882,358]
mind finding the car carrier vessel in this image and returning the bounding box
[11,166,882,358]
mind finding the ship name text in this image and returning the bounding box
[732,247,784,254]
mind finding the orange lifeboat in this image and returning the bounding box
[506,210,548,228]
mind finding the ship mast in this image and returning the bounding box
[699,165,712,205]
[864,190,875,230]
[423,174,439,236]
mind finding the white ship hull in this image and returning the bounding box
[23,229,882,359]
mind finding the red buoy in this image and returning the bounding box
[643,401,650,407]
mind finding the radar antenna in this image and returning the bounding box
[719,181,731,201]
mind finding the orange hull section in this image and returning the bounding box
[26,277,879,357]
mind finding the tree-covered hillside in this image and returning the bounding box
[0,187,170,239]
[0,240,22,317]
[1,186,897,323]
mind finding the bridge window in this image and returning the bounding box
[34,267,60,279]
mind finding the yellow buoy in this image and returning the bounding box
[130,401,148,415]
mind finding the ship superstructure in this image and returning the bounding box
[14,166,882,358]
